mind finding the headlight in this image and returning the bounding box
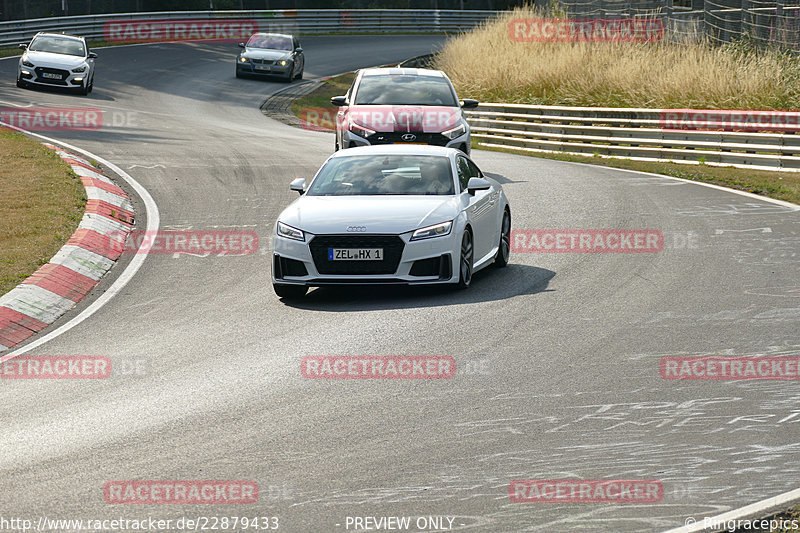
[411,221,453,241]
[239,56,249,63]
[277,221,305,242]
[72,65,87,73]
[442,123,466,140]
[278,60,288,66]
[349,123,375,139]
[22,59,34,67]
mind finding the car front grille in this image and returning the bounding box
[34,67,70,85]
[251,59,274,65]
[369,132,450,147]
[309,235,405,275]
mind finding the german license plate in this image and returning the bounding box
[42,72,62,79]
[255,65,271,71]
[329,248,383,261]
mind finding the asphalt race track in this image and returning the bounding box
[1,36,799,532]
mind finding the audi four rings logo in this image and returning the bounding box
[346,226,367,232]
[401,134,417,141]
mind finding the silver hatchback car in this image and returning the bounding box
[17,32,97,95]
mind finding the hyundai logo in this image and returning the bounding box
[401,133,417,142]
[346,225,367,232]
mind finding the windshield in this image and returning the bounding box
[307,155,455,196]
[29,35,86,56]
[246,35,293,51]
[353,75,458,106]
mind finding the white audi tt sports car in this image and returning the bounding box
[272,145,511,299]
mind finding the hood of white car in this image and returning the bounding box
[242,49,290,61]
[280,195,459,235]
[23,51,86,69]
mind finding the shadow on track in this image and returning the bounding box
[280,264,555,311]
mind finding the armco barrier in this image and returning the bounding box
[0,9,501,48]
[465,103,800,171]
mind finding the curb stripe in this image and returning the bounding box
[85,185,133,210]
[1,128,151,355]
[70,164,116,184]
[0,307,48,347]
[21,264,98,302]
[66,228,126,260]
[0,284,76,325]
[80,176,126,196]
[78,212,133,236]
[85,199,135,225]
[48,245,115,282]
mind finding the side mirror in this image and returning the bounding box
[461,99,479,109]
[295,47,303,53]
[330,95,347,107]
[88,52,98,59]
[467,177,491,195]
[290,178,306,195]
[18,43,27,50]
[238,43,245,48]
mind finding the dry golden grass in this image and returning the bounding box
[0,130,86,296]
[434,6,800,109]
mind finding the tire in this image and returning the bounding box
[494,209,511,267]
[273,283,307,299]
[87,77,94,94]
[284,63,294,83]
[235,68,244,79]
[296,68,303,80]
[78,82,90,96]
[16,76,26,89]
[457,229,473,289]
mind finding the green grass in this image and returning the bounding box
[0,130,86,296]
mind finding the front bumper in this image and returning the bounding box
[272,232,459,286]
[342,129,470,155]
[236,61,291,76]
[18,65,87,89]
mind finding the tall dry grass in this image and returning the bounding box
[433,6,800,109]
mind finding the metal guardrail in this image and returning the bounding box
[465,103,800,171]
[0,9,501,48]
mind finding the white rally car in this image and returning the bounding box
[272,145,511,299]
